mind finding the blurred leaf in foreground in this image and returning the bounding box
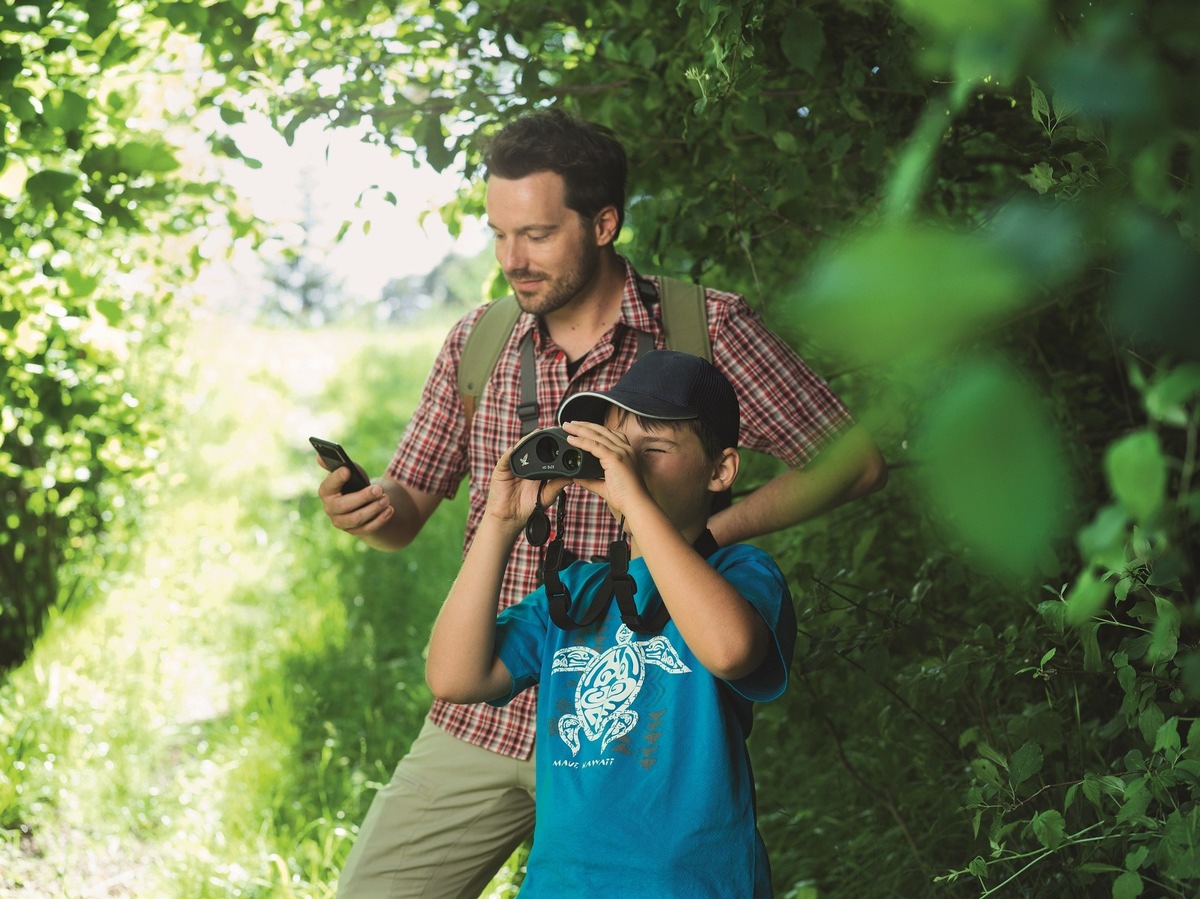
[1112,217,1200,364]
[785,223,1031,367]
[915,359,1073,579]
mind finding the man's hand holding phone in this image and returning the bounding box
[310,436,395,535]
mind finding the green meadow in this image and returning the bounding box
[0,314,526,896]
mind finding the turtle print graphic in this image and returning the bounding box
[551,624,691,755]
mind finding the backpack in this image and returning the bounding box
[457,276,712,433]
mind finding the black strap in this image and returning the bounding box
[517,331,539,435]
[633,279,658,359]
[545,494,608,629]
[607,535,669,632]
[633,329,655,358]
[545,510,721,633]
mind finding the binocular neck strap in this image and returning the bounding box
[544,494,608,630]
[545,503,720,633]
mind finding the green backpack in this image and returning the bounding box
[457,276,712,433]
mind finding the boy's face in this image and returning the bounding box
[603,406,726,534]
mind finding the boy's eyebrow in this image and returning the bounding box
[639,433,679,447]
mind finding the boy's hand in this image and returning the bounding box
[484,447,570,532]
[561,420,650,519]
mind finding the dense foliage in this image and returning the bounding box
[3,0,1198,895]
[0,1,280,665]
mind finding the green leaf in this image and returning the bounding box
[1105,430,1167,522]
[1037,599,1066,634]
[971,758,1005,789]
[1147,596,1182,665]
[1154,717,1181,760]
[94,299,122,326]
[1077,503,1130,570]
[44,89,89,131]
[630,37,657,69]
[1030,808,1064,850]
[977,743,1009,769]
[1021,161,1056,195]
[1029,79,1050,128]
[1113,870,1143,899]
[118,140,181,174]
[1065,569,1112,625]
[1139,704,1166,746]
[65,268,99,297]
[1143,364,1200,427]
[1010,741,1043,787]
[772,131,800,154]
[1075,863,1124,874]
[898,0,1044,34]
[25,169,80,201]
[1126,845,1150,873]
[789,224,1031,366]
[915,360,1071,578]
[780,10,825,75]
[7,87,40,122]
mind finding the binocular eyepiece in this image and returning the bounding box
[511,427,603,480]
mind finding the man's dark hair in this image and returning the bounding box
[483,108,628,232]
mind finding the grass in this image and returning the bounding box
[0,311,518,896]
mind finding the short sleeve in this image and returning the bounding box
[713,546,796,702]
[386,308,482,498]
[488,590,550,707]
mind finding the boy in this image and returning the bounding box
[426,350,795,897]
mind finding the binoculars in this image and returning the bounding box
[511,427,603,480]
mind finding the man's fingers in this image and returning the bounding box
[316,464,352,498]
[341,502,395,535]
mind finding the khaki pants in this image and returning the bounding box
[335,718,537,899]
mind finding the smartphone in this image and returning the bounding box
[309,437,372,494]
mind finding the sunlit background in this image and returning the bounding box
[195,115,490,322]
[2,2,1198,897]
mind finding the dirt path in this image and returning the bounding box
[0,314,374,897]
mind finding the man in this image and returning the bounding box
[319,109,887,898]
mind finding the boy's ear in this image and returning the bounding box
[708,447,739,494]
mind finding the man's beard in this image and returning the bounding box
[507,242,601,316]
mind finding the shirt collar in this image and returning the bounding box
[616,256,656,335]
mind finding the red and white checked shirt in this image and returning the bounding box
[387,258,854,759]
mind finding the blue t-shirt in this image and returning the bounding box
[491,543,795,897]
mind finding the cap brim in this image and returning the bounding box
[558,389,698,426]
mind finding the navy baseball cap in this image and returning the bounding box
[557,350,740,450]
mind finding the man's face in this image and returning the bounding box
[486,171,602,316]
[604,407,717,533]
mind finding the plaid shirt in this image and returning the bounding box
[387,258,853,759]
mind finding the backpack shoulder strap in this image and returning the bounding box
[458,295,523,428]
[658,276,711,361]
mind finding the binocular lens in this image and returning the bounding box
[512,427,601,481]
[535,436,560,463]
